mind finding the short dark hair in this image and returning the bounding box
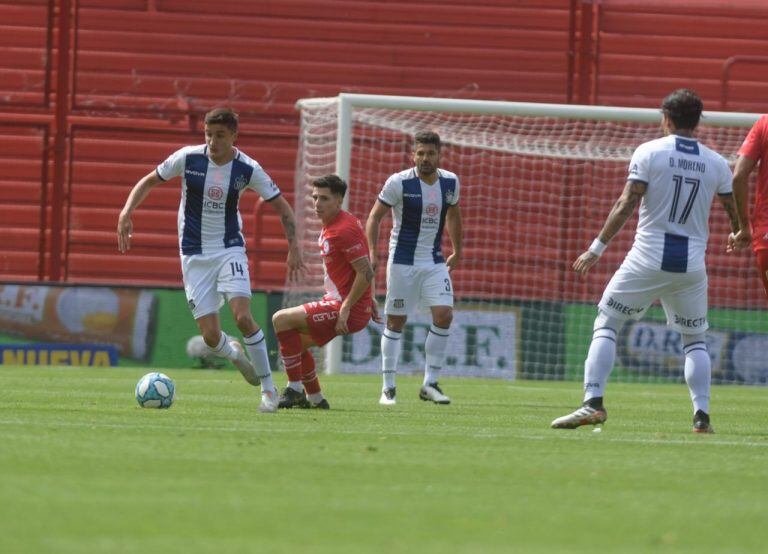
[313,174,347,198]
[204,108,238,132]
[414,130,441,150]
[661,89,703,131]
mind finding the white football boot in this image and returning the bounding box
[551,404,607,429]
[379,387,397,406]
[259,388,279,413]
[419,382,451,404]
[229,340,261,386]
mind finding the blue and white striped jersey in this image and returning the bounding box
[156,145,280,256]
[378,167,460,266]
[625,134,732,273]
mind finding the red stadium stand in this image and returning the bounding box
[2,0,768,308]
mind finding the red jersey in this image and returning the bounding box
[738,114,768,229]
[318,210,372,314]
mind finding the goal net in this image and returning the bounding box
[290,94,766,385]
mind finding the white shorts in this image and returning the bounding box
[385,262,454,316]
[598,258,708,334]
[181,250,252,319]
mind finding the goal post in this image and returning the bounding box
[291,93,767,385]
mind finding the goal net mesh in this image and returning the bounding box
[290,97,766,385]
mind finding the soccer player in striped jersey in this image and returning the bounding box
[271,174,379,409]
[117,108,305,413]
[366,131,463,406]
[550,89,743,433]
[730,113,768,295]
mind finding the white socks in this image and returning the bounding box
[381,328,402,390]
[424,324,450,386]
[207,331,237,359]
[582,326,617,402]
[244,329,274,392]
[683,340,710,414]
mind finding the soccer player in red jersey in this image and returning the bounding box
[731,114,768,299]
[271,174,380,409]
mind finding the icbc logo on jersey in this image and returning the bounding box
[208,186,223,200]
[425,204,439,217]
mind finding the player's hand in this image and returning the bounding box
[371,299,382,324]
[445,251,461,272]
[727,229,751,253]
[572,251,600,275]
[335,304,351,335]
[286,246,308,282]
[117,213,133,253]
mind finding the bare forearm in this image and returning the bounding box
[720,195,741,234]
[280,211,298,246]
[447,210,463,255]
[343,266,374,310]
[597,182,645,243]
[121,175,157,216]
[365,220,381,262]
[731,174,750,229]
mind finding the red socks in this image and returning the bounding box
[276,330,321,395]
[301,351,321,395]
[277,329,303,382]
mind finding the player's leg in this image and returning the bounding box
[272,305,314,409]
[379,263,417,405]
[662,270,713,433]
[380,315,406,405]
[183,254,255,377]
[551,309,622,429]
[217,251,278,411]
[552,261,653,429]
[227,295,279,412]
[418,264,454,404]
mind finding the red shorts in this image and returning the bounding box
[302,299,371,347]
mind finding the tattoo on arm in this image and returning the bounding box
[721,196,740,233]
[281,213,296,243]
[598,181,646,243]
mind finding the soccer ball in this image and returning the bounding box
[185,334,226,369]
[135,372,175,409]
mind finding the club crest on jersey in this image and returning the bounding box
[208,186,223,200]
[234,174,248,190]
[322,240,330,254]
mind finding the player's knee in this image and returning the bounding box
[272,309,286,331]
[386,315,407,332]
[432,308,452,328]
[681,332,707,349]
[233,311,255,332]
[593,310,622,333]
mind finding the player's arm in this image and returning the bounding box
[718,193,741,234]
[117,170,165,253]
[445,203,463,271]
[266,195,307,281]
[365,200,390,271]
[336,256,375,335]
[728,154,757,251]
[573,179,646,275]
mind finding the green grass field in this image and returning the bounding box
[1,366,766,553]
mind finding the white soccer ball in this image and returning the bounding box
[135,372,175,409]
[186,335,209,358]
[185,335,226,369]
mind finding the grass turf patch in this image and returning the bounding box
[0,366,766,553]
